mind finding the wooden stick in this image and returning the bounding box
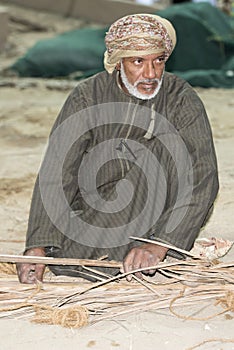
[0,254,122,269]
[130,236,201,258]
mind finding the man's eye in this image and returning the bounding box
[156,57,165,63]
[133,59,143,65]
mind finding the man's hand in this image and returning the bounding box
[123,243,168,281]
[17,247,46,284]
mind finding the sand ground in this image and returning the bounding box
[0,3,233,350]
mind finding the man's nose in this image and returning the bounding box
[143,62,156,79]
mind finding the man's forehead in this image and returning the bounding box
[123,53,166,60]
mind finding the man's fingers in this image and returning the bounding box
[122,244,168,282]
[17,247,46,284]
[34,264,45,282]
[142,255,159,276]
[123,249,144,281]
[17,263,35,283]
[17,263,45,284]
[123,250,136,281]
[125,263,134,281]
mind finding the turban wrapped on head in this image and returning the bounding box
[104,14,177,74]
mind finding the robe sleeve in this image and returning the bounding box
[149,85,219,252]
[25,86,90,250]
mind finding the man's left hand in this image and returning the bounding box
[123,243,168,281]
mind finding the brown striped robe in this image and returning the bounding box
[25,70,219,279]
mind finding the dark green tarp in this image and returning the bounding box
[10,3,234,88]
[157,2,234,87]
[10,27,107,78]
[158,2,234,72]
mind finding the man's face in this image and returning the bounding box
[118,53,166,100]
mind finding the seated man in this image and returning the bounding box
[17,14,219,284]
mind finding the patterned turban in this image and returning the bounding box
[104,14,176,74]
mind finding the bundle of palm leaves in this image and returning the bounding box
[0,254,233,328]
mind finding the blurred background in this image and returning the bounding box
[0,0,233,87]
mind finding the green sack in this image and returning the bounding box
[158,2,234,72]
[11,27,107,78]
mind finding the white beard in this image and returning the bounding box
[120,63,164,100]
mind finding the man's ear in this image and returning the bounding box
[116,62,121,71]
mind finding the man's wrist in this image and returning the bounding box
[24,247,45,256]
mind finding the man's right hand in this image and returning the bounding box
[17,247,46,284]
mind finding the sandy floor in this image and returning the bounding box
[0,3,233,350]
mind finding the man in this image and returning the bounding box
[17,14,219,284]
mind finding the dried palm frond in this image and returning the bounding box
[0,256,233,328]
